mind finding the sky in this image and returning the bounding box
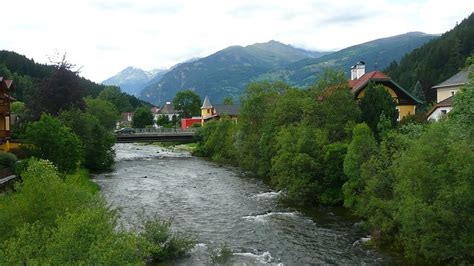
[2,0,473,82]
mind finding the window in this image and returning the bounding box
[451,91,455,96]
[441,110,447,115]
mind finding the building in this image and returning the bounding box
[200,95,240,124]
[157,102,178,121]
[0,77,15,151]
[117,112,134,128]
[348,61,420,120]
[181,117,202,129]
[427,66,473,121]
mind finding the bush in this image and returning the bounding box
[209,243,233,264]
[139,217,196,263]
[24,114,82,173]
[0,152,17,170]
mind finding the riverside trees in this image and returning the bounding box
[194,68,474,264]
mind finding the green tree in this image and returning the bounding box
[342,123,377,209]
[24,114,82,172]
[59,109,115,171]
[359,83,398,134]
[172,90,201,118]
[132,107,153,128]
[97,86,133,113]
[84,97,120,131]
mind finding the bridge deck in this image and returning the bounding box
[115,129,196,143]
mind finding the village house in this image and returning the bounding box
[427,65,473,121]
[0,77,16,151]
[157,101,178,121]
[348,61,420,120]
[181,96,240,129]
[116,112,134,128]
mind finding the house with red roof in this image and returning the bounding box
[347,61,420,120]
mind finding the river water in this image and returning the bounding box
[94,143,397,265]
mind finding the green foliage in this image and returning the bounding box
[359,83,398,135]
[132,106,154,128]
[320,143,348,205]
[0,152,17,170]
[10,101,25,114]
[0,158,193,264]
[394,122,474,263]
[59,109,115,171]
[271,125,326,205]
[139,217,196,263]
[84,97,120,131]
[172,89,201,118]
[342,123,377,209]
[449,80,474,138]
[209,243,233,264]
[24,114,82,172]
[98,86,133,113]
[0,159,97,242]
[194,119,238,164]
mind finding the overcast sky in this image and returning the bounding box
[2,0,472,82]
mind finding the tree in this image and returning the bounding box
[84,97,120,131]
[132,107,153,128]
[97,86,133,113]
[342,123,377,209]
[412,81,426,104]
[172,90,201,118]
[359,83,398,134]
[24,114,82,172]
[59,109,115,171]
[26,58,86,119]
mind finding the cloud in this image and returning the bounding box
[2,0,472,82]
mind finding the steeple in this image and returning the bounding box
[201,95,212,109]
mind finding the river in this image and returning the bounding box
[94,143,398,265]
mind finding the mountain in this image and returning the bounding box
[102,67,168,96]
[139,40,329,105]
[257,32,439,87]
[385,13,474,102]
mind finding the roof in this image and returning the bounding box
[426,96,453,118]
[201,95,212,109]
[432,65,474,89]
[214,104,240,116]
[157,102,177,114]
[348,71,421,105]
[348,71,390,92]
[0,77,15,91]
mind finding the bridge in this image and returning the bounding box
[115,128,197,143]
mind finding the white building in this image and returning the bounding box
[427,66,473,121]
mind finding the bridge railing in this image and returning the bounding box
[131,127,198,134]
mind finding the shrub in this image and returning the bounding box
[0,152,17,170]
[24,114,82,173]
[139,217,196,263]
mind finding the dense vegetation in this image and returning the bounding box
[194,65,474,263]
[0,159,195,264]
[0,55,196,263]
[385,13,474,102]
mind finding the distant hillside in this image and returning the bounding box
[258,32,438,87]
[385,13,474,102]
[102,67,168,96]
[140,40,328,105]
